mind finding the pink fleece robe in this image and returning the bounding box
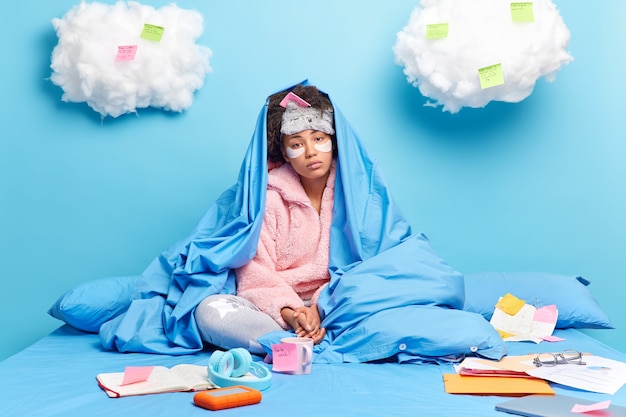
[235,161,335,328]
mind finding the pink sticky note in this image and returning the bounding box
[271,343,299,372]
[279,92,311,108]
[542,335,565,342]
[121,366,154,386]
[571,400,611,413]
[115,45,138,62]
[534,304,558,324]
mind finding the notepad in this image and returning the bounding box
[97,364,217,397]
[495,394,626,417]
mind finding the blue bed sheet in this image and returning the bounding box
[1,325,625,417]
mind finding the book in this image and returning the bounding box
[97,364,218,398]
[443,373,555,396]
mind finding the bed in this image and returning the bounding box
[5,86,625,415]
[1,272,625,417]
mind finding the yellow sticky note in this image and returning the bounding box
[497,329,516,339]
[478,63,505,89]
[425,23,449,39]
[141,23,164,41]
[511,2,535,22]
[495,293,526,315]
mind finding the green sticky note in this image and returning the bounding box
[140,23,164,41]
[511,2,535,22]
[478,64,505,89]
[425,23,449,39]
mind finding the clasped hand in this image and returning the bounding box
[281,305,326,344]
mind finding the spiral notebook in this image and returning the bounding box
[495,394,626,417]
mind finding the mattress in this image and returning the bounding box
[1,325,625,417]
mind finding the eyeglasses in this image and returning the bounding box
[533,350,586,367]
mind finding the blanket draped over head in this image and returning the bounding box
[100,81,492,361]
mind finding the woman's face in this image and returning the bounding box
[282,129,334,181]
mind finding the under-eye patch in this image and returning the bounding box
[285,147,305,158]
[314,141,332,153]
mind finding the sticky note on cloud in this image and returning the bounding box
[115,45,137,62]
[511,2,535,22]
[140,23,165,41]
[425,23,449,39]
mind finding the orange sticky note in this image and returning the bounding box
[121,366,154,386]
[271,343,298,372]
[496,293,526,315]
[497,329,515,339]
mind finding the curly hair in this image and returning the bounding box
[266,84,337,163]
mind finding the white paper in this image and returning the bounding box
[526,355,626,395]
[490,303,557,343]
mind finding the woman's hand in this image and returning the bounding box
[281,305,326,344]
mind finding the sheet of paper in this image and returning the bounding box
[490,294,557,343]
[526,355,626,395]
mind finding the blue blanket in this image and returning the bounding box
[100,81,505,361]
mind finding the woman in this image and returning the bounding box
[101,82,466,362]
[195,86,336,353]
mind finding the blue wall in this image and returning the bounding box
[1,1,624,361]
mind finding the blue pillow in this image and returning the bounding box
[463,272,613,329]
[318,306,507,363]
[48,275,139,332]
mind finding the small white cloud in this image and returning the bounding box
[393,0,573,113]
[50,1,212,118]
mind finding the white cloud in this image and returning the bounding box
[393,0,572,113]
[50,1,212,118]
